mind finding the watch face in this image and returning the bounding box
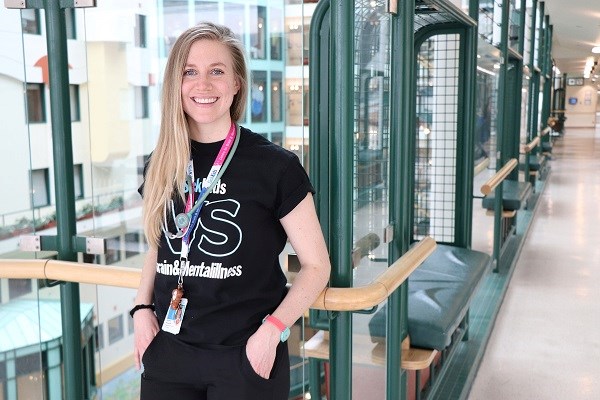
[281,328,291,342]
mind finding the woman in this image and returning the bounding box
[131,22,331,399]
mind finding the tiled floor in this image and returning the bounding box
[467,127,600,400]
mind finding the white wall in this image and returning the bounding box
[564,83,598,128]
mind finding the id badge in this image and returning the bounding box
[162,298,187,335]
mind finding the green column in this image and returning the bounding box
[388,0,416,398]
[540,19,553,134]
[527,0,538,140]
[490,0,511,270]
[329,1,355,399]
[43,1,84,399]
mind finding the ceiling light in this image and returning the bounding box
[592,46,600,54]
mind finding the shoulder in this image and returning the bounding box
[238,126,299,165]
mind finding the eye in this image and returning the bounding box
[183,69,197,77]
[210,68,225,75]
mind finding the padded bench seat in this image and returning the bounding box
[368,244,490,350]
[519,154,546,172]
[482,180,532,211]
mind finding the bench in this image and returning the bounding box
[302,244,490,399]
[368,244,490,350]
[481,180,533,217]
[520,153,549,181]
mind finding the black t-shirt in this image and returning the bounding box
[140,126,314,345]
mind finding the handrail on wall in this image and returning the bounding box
[521,136,540,154]
[0,237,436,311]
[480,158,518,196]
[312,236,436,310]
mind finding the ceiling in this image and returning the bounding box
[543,0,600,76]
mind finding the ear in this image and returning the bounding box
[234,78,241,93]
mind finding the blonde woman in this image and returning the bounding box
[130,22,330,399]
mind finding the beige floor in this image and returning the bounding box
[468,127,600,400]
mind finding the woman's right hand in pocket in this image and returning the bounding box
[133,309,160,370]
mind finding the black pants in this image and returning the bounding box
[140,330,290,400]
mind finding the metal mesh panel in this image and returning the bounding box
[414,34,461,243]
[414,1,457,31]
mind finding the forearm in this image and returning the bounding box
[271,262,329,327]
[134,247,158,304]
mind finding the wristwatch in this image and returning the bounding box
[262,314,290,342]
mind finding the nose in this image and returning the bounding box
[195,74,212,90]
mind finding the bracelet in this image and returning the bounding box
[129,304,155,318]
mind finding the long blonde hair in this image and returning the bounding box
[143,22,248,249]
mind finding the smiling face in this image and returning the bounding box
[181,39,240,141]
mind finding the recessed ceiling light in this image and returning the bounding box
[592,46,600,54]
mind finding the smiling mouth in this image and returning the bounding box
[192,97,218,104]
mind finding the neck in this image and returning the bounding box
[189,119,234,143]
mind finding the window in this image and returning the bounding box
[65,8,76,39]
[31,168,50,208]
[194,2,218,27]
[251,71,267,123]
[249,6,267,59]
[134,86,149,119]
[105,235,122,264]
[26,83,46,123]
[128,312,135,335]
[134,14,147,48]
[70,85,80,121]
[223,3,245,43]
[21,9,40,34]
[271,132,283,146]
[73,164,84,199]
[9,279,32,300]
[95,324,104,351]
[125,232,141,259]
[271,72,282,122]
[107,315,124,345]
[270,8,283,60]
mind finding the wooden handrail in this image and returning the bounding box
[0,237,437,312]
[312,236,436,311]
[540,126,552,136]
[0,259,141,288]
[480,158,518,196]
[521,136,540,153]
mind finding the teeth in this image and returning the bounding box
[193,97,217,104]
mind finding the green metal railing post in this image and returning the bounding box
[43,1,83,399]
[527,0,538,141]
[491,0,511,271]
[540,18,553,137]
[329,1,355,399]
[388,0,416,397]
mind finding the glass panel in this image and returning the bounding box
[414,34,461,243]
[352,1,391,398]
[508,0,522,53]
[474,40,501,170]
[2,1,315,398]
[472,39,501,254]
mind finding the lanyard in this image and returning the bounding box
[179,123,238,261]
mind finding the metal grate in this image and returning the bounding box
[414,34,461,243]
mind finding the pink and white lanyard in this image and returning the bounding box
[166,123,239,300]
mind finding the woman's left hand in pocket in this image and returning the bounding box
[245,322,281,378]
